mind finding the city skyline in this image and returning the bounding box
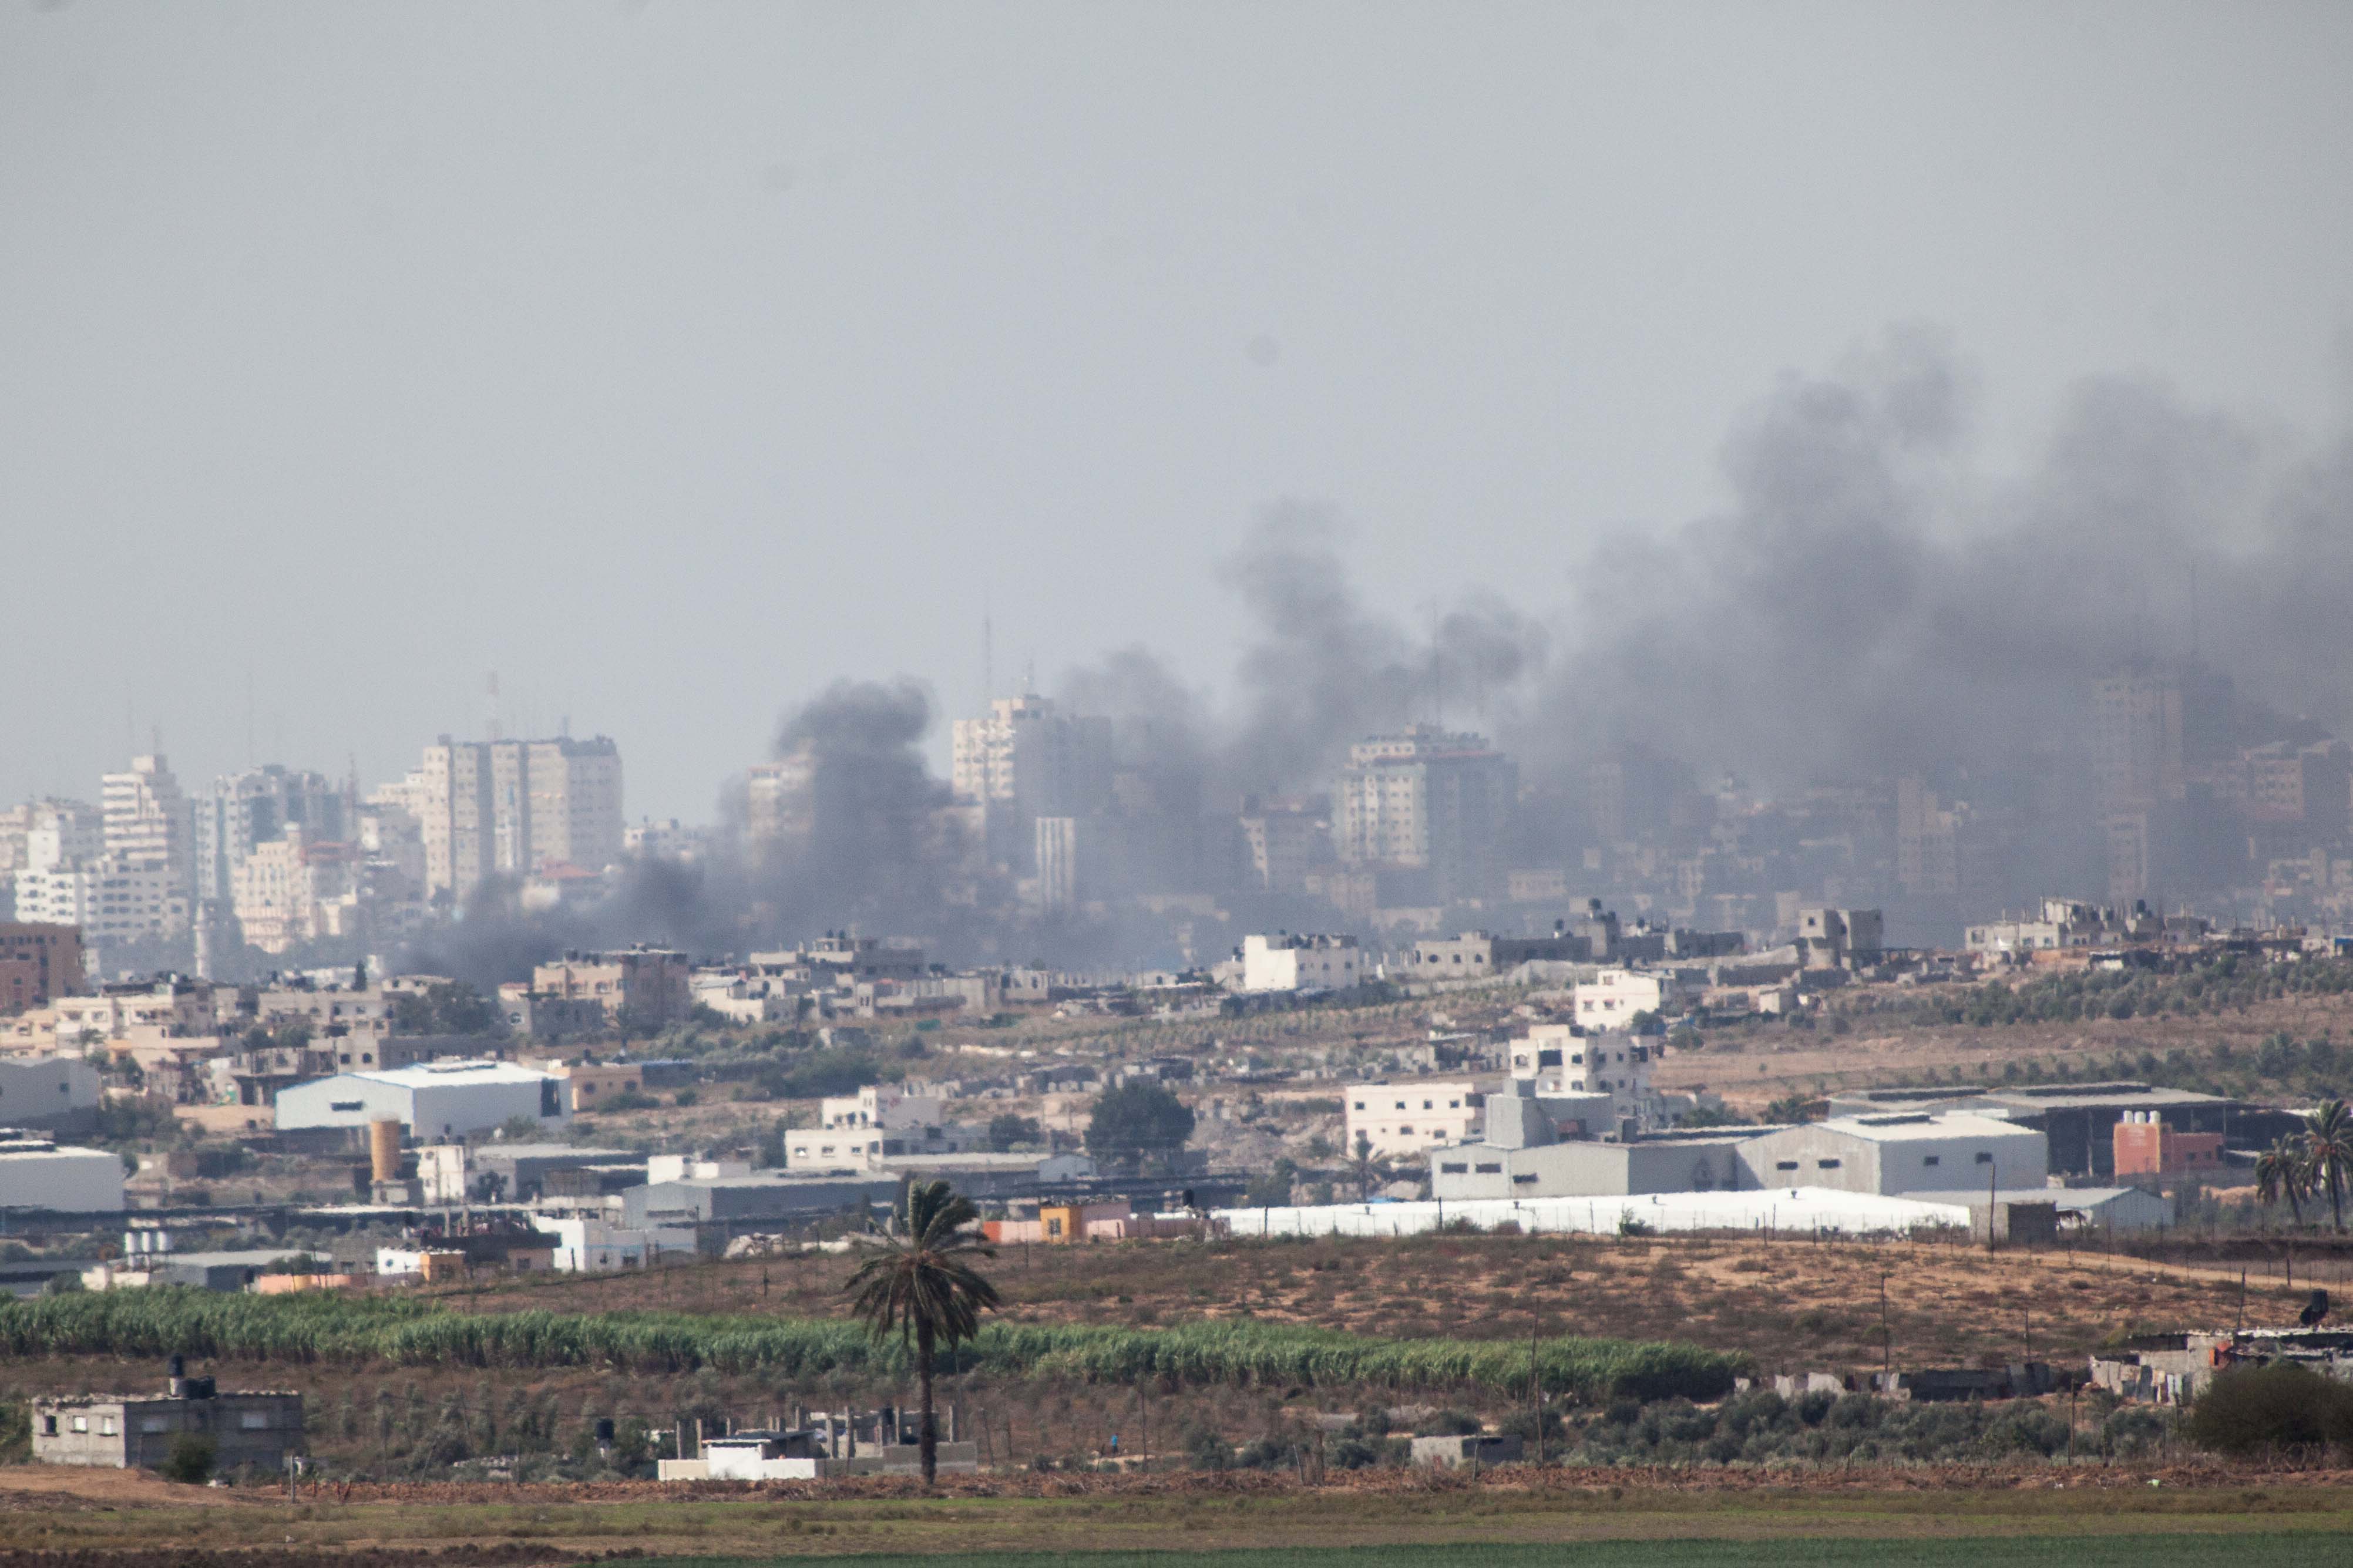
[9,5,2353,821]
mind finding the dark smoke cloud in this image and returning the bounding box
[1538,328,2328,789]
[396,328,2353,985]
[758,677,974,933]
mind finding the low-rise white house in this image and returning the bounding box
[1571,968,1688,1028]
[274,1061,566,1140]
[1239,934,1362,992]
[529,1215,695,1272]
[785,1084,979,1170]
[1345,1080,1481,1161]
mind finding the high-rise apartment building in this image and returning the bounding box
[1333,725,1516,902]
[194,765,350,906]
[950,695,1113,871]
[744,752,815,853]
[411,735,624,904]
[100,755,190,913]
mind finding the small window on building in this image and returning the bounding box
[1922,1155,1941,1167]
[142,1417,168,1434]
[1775,1160,1799,1172]
[1975,1152,1994,1165]
[1439,1162,1468,1173]
[1816,1159,1841,1169]
[70,1415,86,1434]
[100,1415,117,1435]
[330,1101,362,1112]
[40,1415,56,1435]
[240,1412,271,1430]
[1475,1162,1502,1174]
[1511,1173,1539,1184]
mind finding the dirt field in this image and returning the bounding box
[1,1462,2351,1564]
[419,1226,2339,1372]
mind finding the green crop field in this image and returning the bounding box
[0,1288,1740,1401]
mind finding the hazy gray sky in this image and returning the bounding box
[6,2,2351,820]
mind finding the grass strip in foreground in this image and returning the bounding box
[617,1539,2353,1568]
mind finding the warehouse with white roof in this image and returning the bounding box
[1736,1111,2048,1197]
[274,1062,565,1139]
[0,1130,125,1213]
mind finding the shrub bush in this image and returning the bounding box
[160,1432,215,1484]
[2187,1364,2353,1458]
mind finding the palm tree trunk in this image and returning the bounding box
[2333,1170,2345,1234]
[917,1319,937,1486]
[2288,1186,2304,1226]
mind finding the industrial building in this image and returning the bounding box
[32,1360,303,1472]
[0,1056,101,1133]
[620,1172,902,1231]
[1433,1123,1757,1202]
[1823,1081,2242,1180]
[1735,1112,2048,1197]
[273,1061,564,1139]
[1904,1185,2173,1236]
[0,1130,125,1213]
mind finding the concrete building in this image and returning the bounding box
[1333,725,1516,902]
[496,988,609,1042]
[786,1083,980,1169]
[1239,933,1363,992]
[1822,1081,2237,1181]
[273,1061,565,1140]
[530,948,691,1027]
[1236,795,1329,894]
[231,825,359,953]
[620,1172,903,1230]
[0,923,84,1012]
[193,766,348,908]
[418,1140,639,1203]
[530,1215,695,1271]
[33,1365,302,1473]
[99,755,191,916]
[11,857,186,954]
[1735,1112,2048,1197]
[1346,1080,1481,1161]
[1571,968,1688,1029]
[0,1131,126,1212]
[2113,1110,2227,1179]
[1433,1126,1755,1202]
[550,1059,646,1113]
[0,1055,101,1132]
[1430,1082,1750,1200]
[1794,907,1884,970]
[412,734,624,904]
[1406,931,1586,979]
[950,694,1114,873]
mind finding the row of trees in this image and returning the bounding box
[2253,1099,2353,1228]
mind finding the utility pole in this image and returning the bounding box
[1879,1266,1893,1378]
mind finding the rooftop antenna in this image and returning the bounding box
[485,671,501,742]
[246,667,257,766]
[983,605,994,710]
[1024,655,1036,699]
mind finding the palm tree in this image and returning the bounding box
[2302,1100,2353,1233]
[843,1180,1001,1484]
[2255,1136,2310,1226]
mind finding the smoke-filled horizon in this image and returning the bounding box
[391,332,2353,989]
